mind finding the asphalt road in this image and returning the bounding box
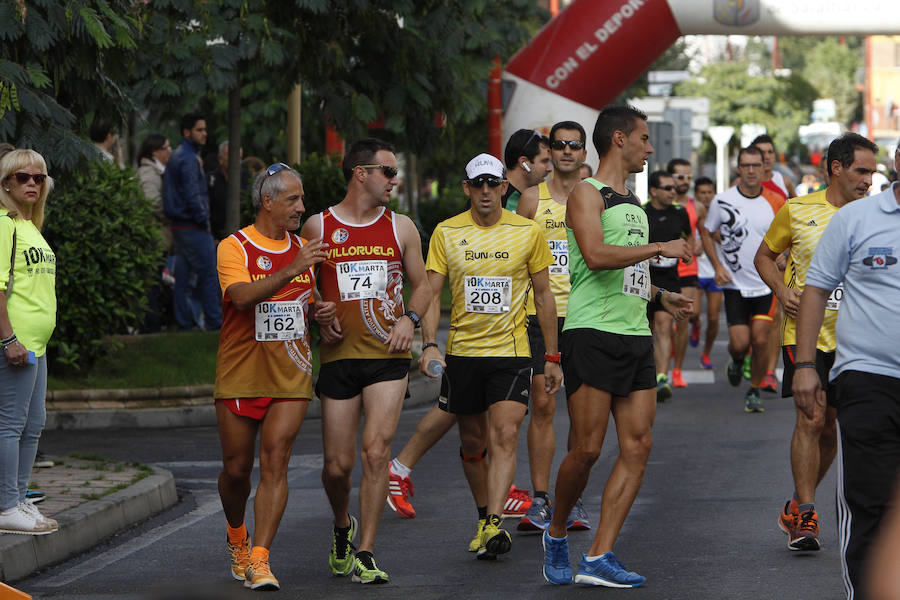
[25,335,844,600]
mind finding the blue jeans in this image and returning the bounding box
[172,228,222,330]
[0,354,47,510]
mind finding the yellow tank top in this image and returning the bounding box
[526,182,570,316]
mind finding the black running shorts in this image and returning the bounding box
[781,345,836,405]
[723,290,776,327]
[438,355,532,415]
[561,328,656,398]
[527,315,565,375]
[316,358,410,400]
[679,274,699,289]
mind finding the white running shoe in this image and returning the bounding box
[0,504,55,535]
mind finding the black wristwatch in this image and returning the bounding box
[403,310,421,328]
[653,288,666,305]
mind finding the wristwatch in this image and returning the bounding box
[653,288,666,305]
[403,310,421,328]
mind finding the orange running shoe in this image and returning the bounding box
[227,534,252,581]
[778,498,799,538]
[671,368,687,388]
[788,509,820,551]
[244,556,280,590]
[387,470,415,519]
[502,485,532,518]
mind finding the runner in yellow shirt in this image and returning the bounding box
[419,153,561,560]
[754,133,877,552]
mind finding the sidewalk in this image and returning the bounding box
[0,456,176,582]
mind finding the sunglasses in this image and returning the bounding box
[550,140,585,151]
[12,172,47,185]
[258,162,290,197]
[655,185,676,191]
[465,176,506,188]
[358,164,399,179]
[672,173,692,180]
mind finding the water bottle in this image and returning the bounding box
[426,360,444,377]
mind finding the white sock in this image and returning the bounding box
[390,458,411,478]
[586,554,605,561]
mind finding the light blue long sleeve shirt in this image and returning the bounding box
[807,183,900,381]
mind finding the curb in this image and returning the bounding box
[45,371,441,430]
[0,466,178,582]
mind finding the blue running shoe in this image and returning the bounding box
[518,495,551,531]
[566,498,591,530]
[574,552,645,588]
[542,531,572,585]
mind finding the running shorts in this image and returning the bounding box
[438,355,532,414]
[561,328,655,398]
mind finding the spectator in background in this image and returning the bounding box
[243,156,265,177]
[136,134,173,252]
[163,113,222,331]
[137,133,174,333]
[579,163,593,180]
[207,141,249,241]
[89,119,119,164]
[0,143,13,159]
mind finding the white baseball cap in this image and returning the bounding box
[465,153,505,179]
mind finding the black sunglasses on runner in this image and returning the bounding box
[257,162,290,197]
[550,140,585,151]
[465,176,506,188]
[358,164,399,179]
[12,172,47,185]
[656,185,676,191]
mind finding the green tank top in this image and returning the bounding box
[564,178,651,336]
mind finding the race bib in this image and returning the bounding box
[622,261,651,300]
[826,283,844,311]
[650,255,678,268]
[548,239,569,275]
[255,301,305,341]
[464,275,512,313]
[740,287,770,298]
[336,260,388,301]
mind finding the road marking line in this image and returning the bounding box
[40,458,320,588]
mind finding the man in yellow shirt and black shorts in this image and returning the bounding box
[754,132,877,552]
[419,153,562,561]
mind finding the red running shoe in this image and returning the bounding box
[671,368,687,388]
[789,510,821,551]
[387,471,415,519]
[689,323,700,347]
[778,498,798,538]
[502,485,532,518]
[761,371,778,393]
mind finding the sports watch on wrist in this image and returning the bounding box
[403,310,421,328]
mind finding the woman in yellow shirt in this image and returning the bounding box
[0,149,58,535]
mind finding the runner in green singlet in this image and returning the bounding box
[541,106,692,588]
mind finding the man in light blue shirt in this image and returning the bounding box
[794,145,900,600]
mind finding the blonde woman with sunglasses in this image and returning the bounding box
[0,149,58,535]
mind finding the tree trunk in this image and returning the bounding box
[226,81,242,236]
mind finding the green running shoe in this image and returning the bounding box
[351,551,389,584]
[329,515,358,576]
[656,373,672,402]
[745,388,764,413]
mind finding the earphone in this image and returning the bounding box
[521,162,531,173]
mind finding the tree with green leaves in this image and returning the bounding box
[0,0,140,171]
[676,60,818,156]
